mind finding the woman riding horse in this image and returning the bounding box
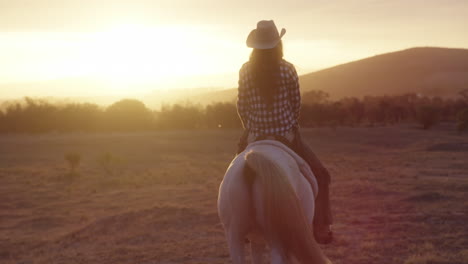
[236,20,333,244]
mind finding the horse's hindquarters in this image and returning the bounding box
[218,155,253,264]
[218,155,252,236]
[218,144,330,264]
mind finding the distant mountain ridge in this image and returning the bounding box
[299,47,468,99]
[194,47,468,104]
[2,47,467,107]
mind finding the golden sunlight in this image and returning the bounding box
[84,23,226,86]
[0,22,245,97]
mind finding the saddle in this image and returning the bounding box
[254,134,294,150]
[246,128,298,153]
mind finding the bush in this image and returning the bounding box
[416,105,439,130]
[104,99,153,131]
[97,152,125,176]
[156,103,204,129]
[205,102,241,128]
[457,108,468,132]
[64,152,81,177]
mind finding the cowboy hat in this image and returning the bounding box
[246,20,286,49]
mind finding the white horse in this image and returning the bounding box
[218,140,332,264]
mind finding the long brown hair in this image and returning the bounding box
[249,41,284,106]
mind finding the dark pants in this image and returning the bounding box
[237,129,333,227]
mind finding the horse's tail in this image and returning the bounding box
[245,150,330,264]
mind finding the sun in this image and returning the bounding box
[84,23,215,87]
[14,22,244,96]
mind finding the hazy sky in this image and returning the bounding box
[1,0,467,97]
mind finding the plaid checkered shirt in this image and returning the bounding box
[237,59,301,137]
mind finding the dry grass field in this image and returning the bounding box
[1,125,467,264]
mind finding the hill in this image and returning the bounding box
[299,47,468,99]
[2,47,467,106]
[194,47,468,103]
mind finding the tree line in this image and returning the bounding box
[1,90,467,133]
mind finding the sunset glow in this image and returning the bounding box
[86,24,227,82]
[0,0,467,98]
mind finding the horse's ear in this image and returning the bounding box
[244,164,256,185]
